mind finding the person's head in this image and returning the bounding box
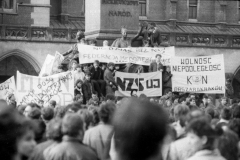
[41,107,54,123]
[220,107,231,120]
[76,64,83,72]
[113,98,168,160]
[85,72,91,81]
[166,66,171,72]
[75,79,83,88]
[28,108,41,120]
[93,60,100,68]
[49,100,56,108]
[77,109,94,131]
[103,40,109,46]
[131,89,138,97]
[76,30,85,41]
[105,94,116,102]
[62,113,84,139]
[89,39,97,46]
[66,102,82,113]
[189,93,195,99]
[73,94,83,103]
[38,100,44,108]
[139,94,148,101]
[179,97,186,105]
[46,118,62,142]
[83,64,89,73]
[17,105,26,115]
[121,26,128,38]
[202,95,208,104]
[101,64,107,70]
[155,54,161,62]
[205,107,215,119]
[173,96,179,104]
[207,96,213,104]
[228,118,240,138]
[80,38,86,44]
[99,102,116,124]
[71,60,78,70]
[217,130,239,160]
[115,65,120,70]
[166,99,172,107]
[186,117,222,152]
[174,104,190,122]
[221,97,227,105]
[107,62,115,71]
[189,98,196,106]
[24,103,40,118]
[232,105,240,118]
[57,64,64,73]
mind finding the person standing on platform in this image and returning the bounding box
[149,54,164,72]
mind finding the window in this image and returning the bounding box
[239,1,240,21]
[139,0,146,16]
[0,0,16,14]
[189,0,198,19]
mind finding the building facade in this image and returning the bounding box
[1,0,240,96]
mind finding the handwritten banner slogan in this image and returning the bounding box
[171,54,225,94]
[17,71,74,105]
[78,45,175,66]
[115,72,162,97]
[0,76,16,100]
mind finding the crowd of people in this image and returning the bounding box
[2,86,240,160]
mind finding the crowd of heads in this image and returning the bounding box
[2,88,240,160]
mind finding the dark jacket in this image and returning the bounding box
[90,67,102,80]
[104,68,117,86]
[82,80,92,101]
[44,136,98,160]
[149,61,164,72]
[163,71,172,88]
[29,140,54,160]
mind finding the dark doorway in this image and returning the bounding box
[0,55,38,83]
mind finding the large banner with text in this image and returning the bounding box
[78,45,175,66]
[0,76,16,101]
[171,54,225,94]
[115,72,162,97]
[17,71,74,105]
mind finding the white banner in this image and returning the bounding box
[171,54,225,94]
[39,54,55,77]
[78,45,175,66]
[115,72,162,97]
[51,51,64,75]
[0,76,16,101]
[17,71,74,106]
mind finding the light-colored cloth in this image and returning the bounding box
[44,136,98,160]
[171,121,185,138]
[187,150,226,160]
[83,123,113,160]
[74,71,85,83]
[168,137,198,160]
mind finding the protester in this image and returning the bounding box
[74,79,83,96]
[24,103,41,118]
[41,107,54,125]
[83,102,116,160]
[30,118,62,160]
[104,62,118,95]
[149,54,164,72]
[163,66,172,95]
[111,98,168,160]
[186,117,225,160]
[44,113,98,160]
[82,72,94,104]
[48,100,57,109]
[90,60,106,98]
[74,64,85,83]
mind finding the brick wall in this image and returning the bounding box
[147,0,166,20]
[198,0,215,22]
[68,0,84,17]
